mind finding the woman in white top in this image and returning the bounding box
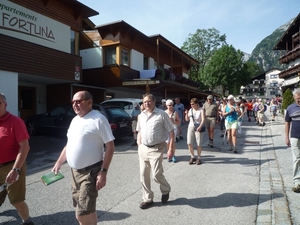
[184,98,206,165]
[165,99,180,163]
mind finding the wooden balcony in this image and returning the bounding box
[279,63,300,78]
[279,45,300,64]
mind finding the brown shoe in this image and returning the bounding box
[196,158,202,165]
[189,157,196,165]
[139,201,153,209]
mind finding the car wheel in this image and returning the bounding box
[27,121,39,136]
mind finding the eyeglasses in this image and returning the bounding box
[167,105,173,106]
[143,100,152,104]
[71,99,88,104]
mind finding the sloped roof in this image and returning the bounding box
[95,20,198,66]
[274,13,300,50]
[59,0,99,18]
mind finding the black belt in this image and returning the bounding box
[206,116,215,118]
[76,161,102,173]
[0,160,15,168]
[143,144,155,148]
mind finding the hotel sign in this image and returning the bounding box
[0,0,70,52]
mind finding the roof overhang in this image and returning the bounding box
[273,13,300,50]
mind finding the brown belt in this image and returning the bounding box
[0,160,15,168]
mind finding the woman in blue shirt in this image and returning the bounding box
[222,95,241,153]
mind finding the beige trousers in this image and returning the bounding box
[138,142,171,202]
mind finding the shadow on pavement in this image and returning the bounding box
[169,192,283,209]
[0,209,131,225]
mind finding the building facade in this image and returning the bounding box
[274,13,300,91]
[0,0,100,119]
[81,20,214,106]
[240,69,283,99]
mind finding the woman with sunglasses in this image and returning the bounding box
[222,95,241,153]
[165,99,180,162]
[184,98,206,165]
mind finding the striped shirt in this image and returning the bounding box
[136,107,174,146]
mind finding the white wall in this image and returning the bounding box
[0,70,18,116]
[149,58,155,69]
[130,49,143,71]
[80,47,103,69]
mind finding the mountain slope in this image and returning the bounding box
[247,18,294,71]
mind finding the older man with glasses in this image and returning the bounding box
[136,94,175,209]
[53,91,115,225]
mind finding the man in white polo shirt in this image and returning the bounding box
[136,94,175,209]
[52,91,115,225]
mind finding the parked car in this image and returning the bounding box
[25,104,132,139]
[101,98,142,116]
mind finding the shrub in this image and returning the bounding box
[281,88,294,114]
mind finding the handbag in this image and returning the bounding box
[191,108,205,132]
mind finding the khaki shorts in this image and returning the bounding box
[225,120,238,130]
[205,117,216,128]
[187,126,204,146]
[0,162,26,205]
[257,112,264,119]
[71,162,102,216]
[132,120,137,132]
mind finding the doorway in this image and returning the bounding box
[19,86,36,120]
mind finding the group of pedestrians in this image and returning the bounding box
[3,89,300,225]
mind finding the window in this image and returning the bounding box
[270,91,278,95]
[143,57,149,70]
[270,82,278,87]
[121,48,129,66]
[70,30,79,54]
[270,74,278,79]
[105,47,116,65]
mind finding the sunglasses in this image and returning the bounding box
[71,99,88,104]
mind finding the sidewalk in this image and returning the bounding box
[0,110,299,224]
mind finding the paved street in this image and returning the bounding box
[1,110,299,225]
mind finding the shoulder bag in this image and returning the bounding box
[191,108,205,132]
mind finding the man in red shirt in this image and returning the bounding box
[0,93,33,225]
[245,99,253,122]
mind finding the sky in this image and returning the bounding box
[80,0,300,54]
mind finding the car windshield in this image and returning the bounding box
[102,101,133,111]
[108,108,130,118]
[50,105,75,117]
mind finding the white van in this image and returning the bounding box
[101,98,142,116]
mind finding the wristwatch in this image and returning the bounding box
[12,168,21,174]
[100,168,107,173]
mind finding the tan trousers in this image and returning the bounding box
[138,142,171,202]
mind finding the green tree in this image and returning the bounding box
[281,88,294,114]
[200,45,247,95]
[181,28,227,82]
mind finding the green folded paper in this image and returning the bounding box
[41,171,64,186]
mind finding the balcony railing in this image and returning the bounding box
[279,63,300,78]
[279,45,300,64]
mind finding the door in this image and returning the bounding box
[19,86,36,120]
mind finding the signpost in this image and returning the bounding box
[122,79,160,93]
